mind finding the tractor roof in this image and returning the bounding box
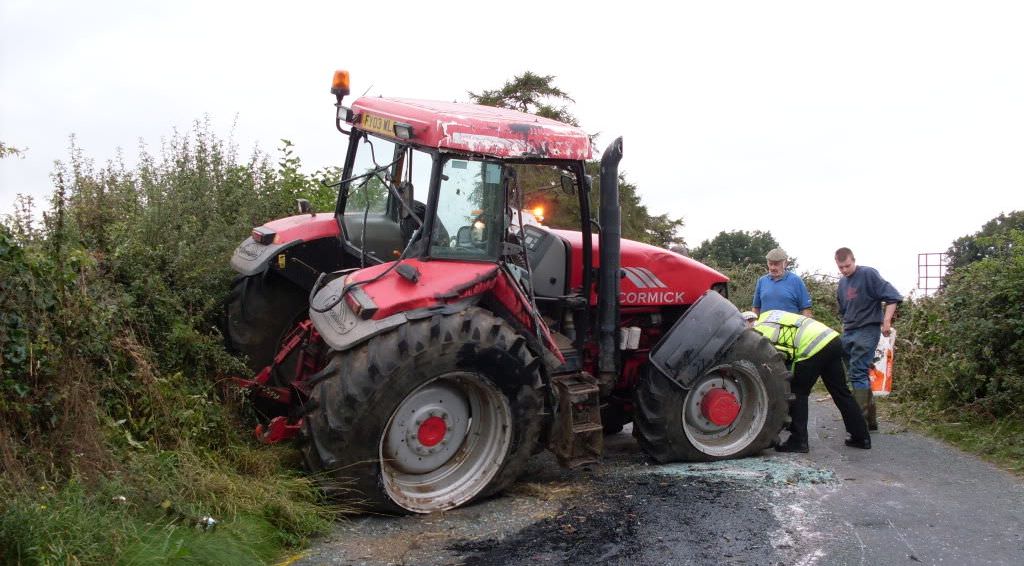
[350,97,592,161]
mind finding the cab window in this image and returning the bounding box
[347,135,394,214]
[430,159,504,260]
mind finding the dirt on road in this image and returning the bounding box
[291,427,838,566]
[290,396,1024,566]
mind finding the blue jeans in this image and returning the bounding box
[841,325,881,390]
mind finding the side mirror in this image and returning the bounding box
[296,198,314,216]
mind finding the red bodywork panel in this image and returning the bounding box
[261,214,340,244]
[348,260,498,317]
[350,97,592,161]
[550,229,729,307]
[347,258,563,361]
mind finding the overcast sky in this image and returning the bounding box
[3,1,1023,297]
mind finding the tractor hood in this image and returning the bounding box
[550,229,729,307]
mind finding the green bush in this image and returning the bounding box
[890,295,953,407]
[1,124,337,564]
[717,263,761,311]
[803,274,841,330]
[897,230,1024,418]
[894,225,1023,475]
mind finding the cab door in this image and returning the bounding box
[338,133,432,263]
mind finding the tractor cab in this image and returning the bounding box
[316,71,606,368]
[328,71,593,278]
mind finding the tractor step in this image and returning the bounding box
[550,372,603,467]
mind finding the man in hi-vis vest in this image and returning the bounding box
[754,310,870,452]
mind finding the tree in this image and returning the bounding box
[468,72,579,126]
[1,141,25,159]
[946,210,1024,273]
[468,74,685,249]
[690,230,781,268]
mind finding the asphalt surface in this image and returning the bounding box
[789,396,1024,565]
[290,398,1024,566]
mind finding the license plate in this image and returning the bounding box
[360,113,394,137]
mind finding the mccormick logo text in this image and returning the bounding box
[620,291,686,304]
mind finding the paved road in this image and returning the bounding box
[787,397,1024,565]
[292,398,1024,566]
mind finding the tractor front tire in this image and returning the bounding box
[303,307,543,514]
[225,272,309,378]
[634,329,791,462]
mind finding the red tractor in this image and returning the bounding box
[226,70,790,514]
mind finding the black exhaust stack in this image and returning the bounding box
[597,137,623,391]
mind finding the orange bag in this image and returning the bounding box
[869,330,895,396]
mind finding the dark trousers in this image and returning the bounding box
[789,338,869,443]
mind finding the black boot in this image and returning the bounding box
[776,395,810,453]
[776,439,809,453]
[844,435,871,449]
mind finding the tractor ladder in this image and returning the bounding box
[550,372,603,467]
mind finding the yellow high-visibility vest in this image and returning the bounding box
[753,310,838,367]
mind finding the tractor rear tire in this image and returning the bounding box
[303,307,543,514]
[634,329,791,463]
[225,272,309,380]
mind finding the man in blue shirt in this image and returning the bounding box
[752,248,812,317]
[835,247,903,431]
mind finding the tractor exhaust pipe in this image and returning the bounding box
[597,137,623,391]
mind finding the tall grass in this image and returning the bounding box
[1,446,329,565]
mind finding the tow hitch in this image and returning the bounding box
[231,320,322,444]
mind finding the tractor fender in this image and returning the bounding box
[308,259,563,369]
[230,214,344,285]
[231,238,301,276]
[648,290,747,390]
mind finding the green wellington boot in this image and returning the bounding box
[853,389,878,431]
[867,390,878,431]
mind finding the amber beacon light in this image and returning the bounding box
[331,70,350,97]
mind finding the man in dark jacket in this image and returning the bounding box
[834,247,903,430]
